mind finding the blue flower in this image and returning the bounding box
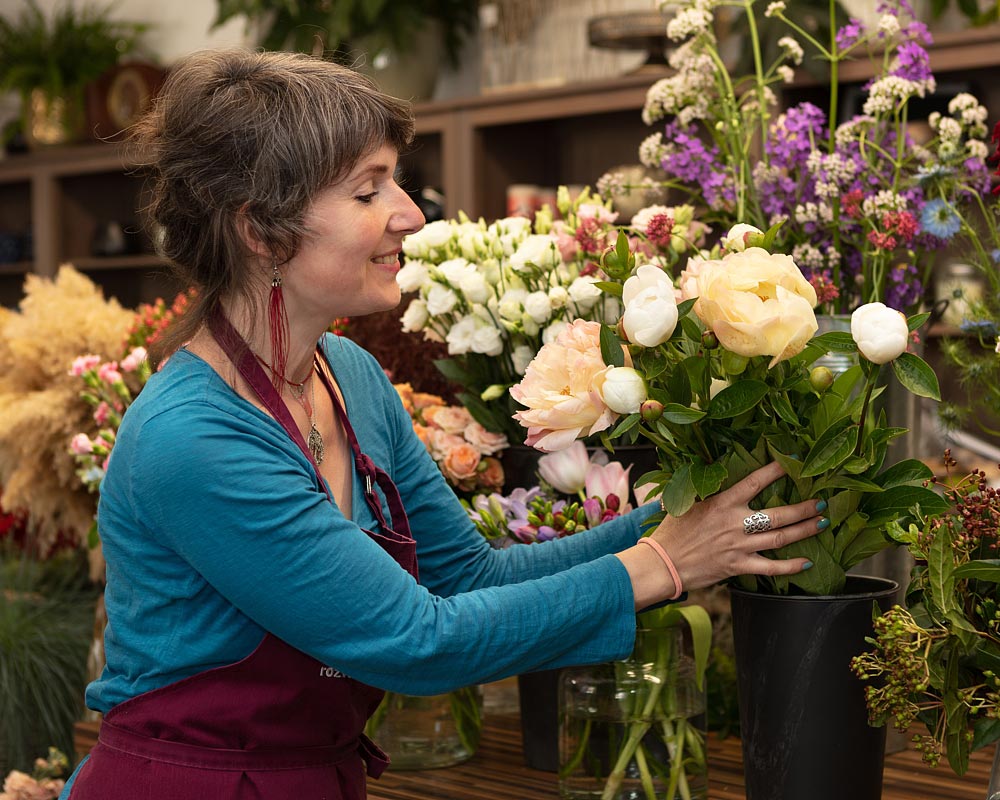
[920,198,961,239]
[991,248,1000,264]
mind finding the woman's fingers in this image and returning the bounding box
[746,498,825,533]
[749,514,826,553]
[726,461,786,505]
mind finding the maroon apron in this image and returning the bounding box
[69,310,418,799]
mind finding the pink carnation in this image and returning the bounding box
[70,433,94,455]
[69,354,101,376]
[97,361,123,384]
[93,401,111,425]
[120,347,147,373]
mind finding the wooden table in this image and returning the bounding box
[75,713,996,798]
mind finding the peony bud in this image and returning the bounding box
[640,399,664,422]
[809,366,834,392]
[600,367,647,414]
[720,223,764,253]
[701,330,719,349]
[850,302,909,364]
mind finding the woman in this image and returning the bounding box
[61,50,825,799]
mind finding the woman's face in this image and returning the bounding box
[282,144,425,324]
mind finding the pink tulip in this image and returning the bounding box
[537,441,590,494]
[585,460,633,511]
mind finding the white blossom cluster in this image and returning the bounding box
[878,14,901,37]
[861,190,908,217]
[643,41,717,125]
[777,36,803,65]
[764,1,786,17]
[863,75,935,115]
[793,201,834,226]
[638,132,667,170]
[398,208,613,374]
[806,150,858,199]
[791,242,839,271]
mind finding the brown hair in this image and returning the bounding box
[129,49,415,366]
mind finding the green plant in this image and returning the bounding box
[0,0,145,99]
[928,0,1000,26]
[852,451,1000,775]
[212,0,478,66]
[0,548,97,775]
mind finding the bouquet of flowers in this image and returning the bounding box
[393,382,508,495]
[852,451,1000,776]
[601,0,994,315]
[511,225,948,596]
[397,189,705,441]
[0,748,68,800]
[466,441,642,545]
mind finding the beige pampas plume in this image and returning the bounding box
[0,265,134,561]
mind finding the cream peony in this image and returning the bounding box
[851,302,909,364]
[694,247,818,366]
[622,264,679,347]
[510,319,619,451]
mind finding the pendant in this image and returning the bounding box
[308,424,325,465]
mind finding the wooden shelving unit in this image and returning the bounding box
[2,24,999,308]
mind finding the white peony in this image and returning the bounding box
[851,302,909,364]
[600,367,648,414]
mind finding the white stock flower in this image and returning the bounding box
[401,298,429,332]
[396,259,430,293]
[471,323,504,356]
[600,367,647,414]
[851,302,909,364]
[425,283,459,316]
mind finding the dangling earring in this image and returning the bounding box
[267,259,289,392]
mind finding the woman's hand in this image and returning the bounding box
[619,461,826,609]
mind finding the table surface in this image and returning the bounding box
[75,713,996,799]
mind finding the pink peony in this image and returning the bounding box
[68,354,101,377]
[463,421,508,455]
[510,319,619,452]
[424,405,474,434]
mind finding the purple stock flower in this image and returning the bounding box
[885,263,922,311]
[836,19,864,49]
[892,41,933,83]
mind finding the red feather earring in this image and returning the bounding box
[267,260,289,391]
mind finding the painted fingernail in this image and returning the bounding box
[815,499,827,513]
[802,561,814,570]
[817,517,830,530]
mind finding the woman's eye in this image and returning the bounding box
[356,191,378,204]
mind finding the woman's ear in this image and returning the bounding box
[235,205,273,260]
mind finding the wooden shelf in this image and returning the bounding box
[73,713,998,800]
[71,254,167,272]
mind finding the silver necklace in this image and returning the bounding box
[290,371,324,465]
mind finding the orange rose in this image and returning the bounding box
[441,442,482,482]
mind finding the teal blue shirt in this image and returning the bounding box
[86,334,657,713]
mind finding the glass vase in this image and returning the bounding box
[558,624,708,800]
[365,685,482,770]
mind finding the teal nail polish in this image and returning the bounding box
[817,517,830,530]
[802,560,814,570]
[815,499,828,513]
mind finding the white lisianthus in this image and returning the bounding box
[455,222,486,260]
[720,223,764,253]
[459,271,490,304]
[600,367,647,414]
[481,258,502,286]
[396,259,430,293]
[622,264,678,347]
[568,276,602,311]
[512,344,535,375]
[437,257,473,286]
[524,291,553,323]
[509,234,561,272]
[445,316,477,354]
[542,319,569,344]
[401,298,429,332]
[489,216,533,238]
[548,285,570,309]
[471,323,504,356]
[520,313,540,338]
[425,283,459,316]
[498,288,528,320]
[402,219,452,257]
[851,302,909,364]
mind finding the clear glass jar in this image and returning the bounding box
[987,742,1000,800]
[365,686,483,770]
[558,625,708,799]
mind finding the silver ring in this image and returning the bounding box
[743,511,772,535]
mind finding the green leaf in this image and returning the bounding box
[610,412,641,438]
[690,461,727,499]
[841,527,892,569]
[707,380,769,419]
[661,464,696,516]
[861,485,950,527]
[928,520,956,617]
[661,403,706,424]
[952,559,1000,582]
[874,458,933,488]
[594,280,623,297]
[600,324,625,368]
[892,352,941,401]
[676,298,697,319]
[433,357,475,388]
[780,537,846,594]
[680,315,703,341]
[944,672,971,775]
[827,491,860,528]
[801,419,858,477]
[681,356,709,397]
[812,475,883,494]
[769,390,800,426]
[677,604,713,691]
[907,311,931,332]
[810,331,857,352]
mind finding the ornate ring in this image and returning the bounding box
[743,511,772,535]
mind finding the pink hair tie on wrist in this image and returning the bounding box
[638,537,683,600]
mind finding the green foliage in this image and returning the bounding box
[0,0,145,98]
[853,464,1000,775]
[0,549,98,775]
[602,304,942,595]
[212,0,478,66]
